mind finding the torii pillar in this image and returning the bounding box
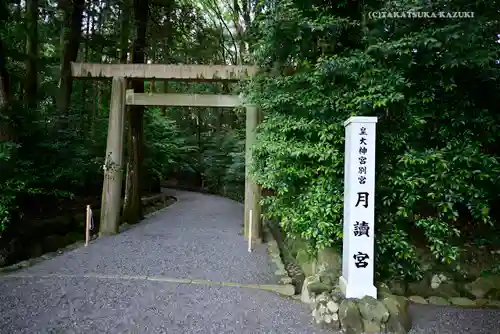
[244,104,262,243]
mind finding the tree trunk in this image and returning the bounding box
[150,42,156,92]
[90,0,106,140]
[0,40,17,233]
[0,3,8,111]
[81,0,90,132]
[119,0,131,214]
[160,0,174,115]
[232,0,246,64]
[25,0,38,109]
[119,0,130,64]
[161,80,168,116]
[122,0,148,224]
[240,0,254,53]
[57,0,85,119]
[0,40,12,138]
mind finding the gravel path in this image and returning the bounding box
[0,276,328,334]
[0,189,499,333]
[16,190,276,284]
[408,304,500,334]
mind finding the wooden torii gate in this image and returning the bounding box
[71,62,262,243]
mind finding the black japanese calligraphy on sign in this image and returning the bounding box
[353,221,370,237]
[357,126,368,184]
[355,192,369,208]
[353,252,369,268]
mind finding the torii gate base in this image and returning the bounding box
[71,63,262,243]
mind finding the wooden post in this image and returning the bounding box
[248,209,253,252]
[85,205,91,246]
[244,105,262,243]
[100,77,126,236]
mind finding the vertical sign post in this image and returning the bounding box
[339,116,377,299]
[248,209,253,253]
[85,205,91,247]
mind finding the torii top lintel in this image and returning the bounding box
[70,62,258,82]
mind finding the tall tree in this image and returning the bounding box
[123,0,149,224]
[0,41,9,112]
[119,0,131,64]
[57,0,85,118]
[160,0,175,115]
[25,0,39,108]
[0,39,17,234]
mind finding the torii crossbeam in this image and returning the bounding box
[71,62,262,244]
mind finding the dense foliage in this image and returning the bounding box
[247,0,500,279]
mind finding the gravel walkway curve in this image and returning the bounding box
[0,189,499,333]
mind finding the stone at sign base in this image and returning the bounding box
[339,275,377,299]
[309,285,412,334]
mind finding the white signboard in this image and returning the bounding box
[339,116,377,299]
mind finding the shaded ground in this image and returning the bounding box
[0,190,499,333]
